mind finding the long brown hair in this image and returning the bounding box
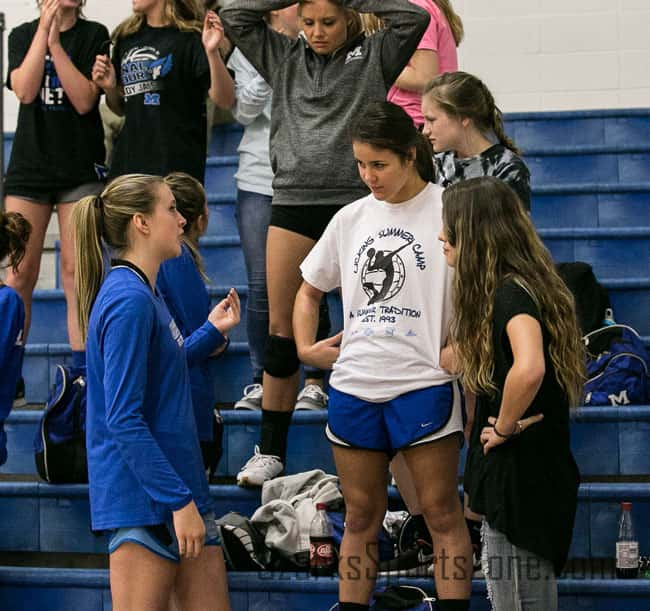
[0,212,32,274]
[113,0,203,40]
[442,176,585,406]
[164,172,209,282]
[72,174,165,340]
[423,71,521,155]
[361,1,463,46]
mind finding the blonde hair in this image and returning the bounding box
[442,177,585,407]
[361,1,463,46]
[298,0,363,42]
[423,71,521,155]
[113,0,203,40]
[72,174,165,340]
[163,172,209,282]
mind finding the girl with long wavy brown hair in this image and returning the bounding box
[439,176,583,610]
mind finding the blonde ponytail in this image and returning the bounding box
[72,174,164,340]
[72,196,105,341]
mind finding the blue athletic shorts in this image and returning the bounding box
[107,511,221,563]
[326,382,464,454]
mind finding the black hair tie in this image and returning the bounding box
[94,195,104,209]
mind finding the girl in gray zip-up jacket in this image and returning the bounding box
[221,0,430,497]
[222,0,429,206]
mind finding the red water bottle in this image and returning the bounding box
[309,502,336,577]
[616,502,639,578]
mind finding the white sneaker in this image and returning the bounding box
[236,445,284,487]
[234,384,263,410]
[295,384,328,410]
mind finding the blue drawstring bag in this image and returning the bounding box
[34,364,88,483]
[583,324,650,406]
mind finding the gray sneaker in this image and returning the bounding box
[234,384,263,410]
[295,384,328,410]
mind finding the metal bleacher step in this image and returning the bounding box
[79,227,648,288]
[2,566,650,611]
[4,407,650,480]
[0,480,649,563]
[531,182,650,229]
[505,108,650,150]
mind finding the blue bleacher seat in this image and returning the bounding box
[3,109,650,610]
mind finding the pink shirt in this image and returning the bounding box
[387,0,458,126]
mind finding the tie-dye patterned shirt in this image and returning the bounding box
[434,144,531,210]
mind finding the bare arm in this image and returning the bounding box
[92,54,124,116]
[47,16,101,115]
[480,314,546,453]
[393,49,439,92]
[203,12,236,109]
[294,281,342,370]
[9,1,58,104]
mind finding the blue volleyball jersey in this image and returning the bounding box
[0,285,25,466]
[85,263,213,530]
[158,244,226,442]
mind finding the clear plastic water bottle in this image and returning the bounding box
[309,502,336,577]
[616,501,639,578]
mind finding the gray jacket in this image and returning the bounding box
[221,0,430,206]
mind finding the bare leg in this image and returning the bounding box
[262,226,316,412]
[333,445,389,605]
[401,436,472,600]
[56,201,84,351]
[110,543,176,611]
[171,546,231,611]
[389,452,421,514]
[3,197,53,341]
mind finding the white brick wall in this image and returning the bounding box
[2,0,649,130]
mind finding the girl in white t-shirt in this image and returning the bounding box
[294,101,471,611]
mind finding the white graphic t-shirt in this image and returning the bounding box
[300,182,456,402]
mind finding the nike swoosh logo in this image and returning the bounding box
[420,422,432,428]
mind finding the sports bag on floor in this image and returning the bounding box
[34,365,88,483]
[583,324,650,406]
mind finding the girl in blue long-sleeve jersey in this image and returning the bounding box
[0,211,31,466]
[158,172,236,478]
[72,174,237,611]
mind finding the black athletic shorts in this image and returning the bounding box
[270,205,344,241]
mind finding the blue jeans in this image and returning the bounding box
[482,521,557,611]
[235,189,330,384]
[235,189,272,383]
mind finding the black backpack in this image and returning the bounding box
[34,365,88,483]
[556,262,610,335]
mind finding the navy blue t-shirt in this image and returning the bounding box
[0,285,25,467]
[85,263,212,530]
[158,244,226,442]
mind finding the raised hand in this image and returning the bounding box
[38,0,60,36]
[208,288,241,335]
[202,10,225,54]
[47,4,62,49]
[91,54,117,91]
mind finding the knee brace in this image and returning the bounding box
[264,335,300,378]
